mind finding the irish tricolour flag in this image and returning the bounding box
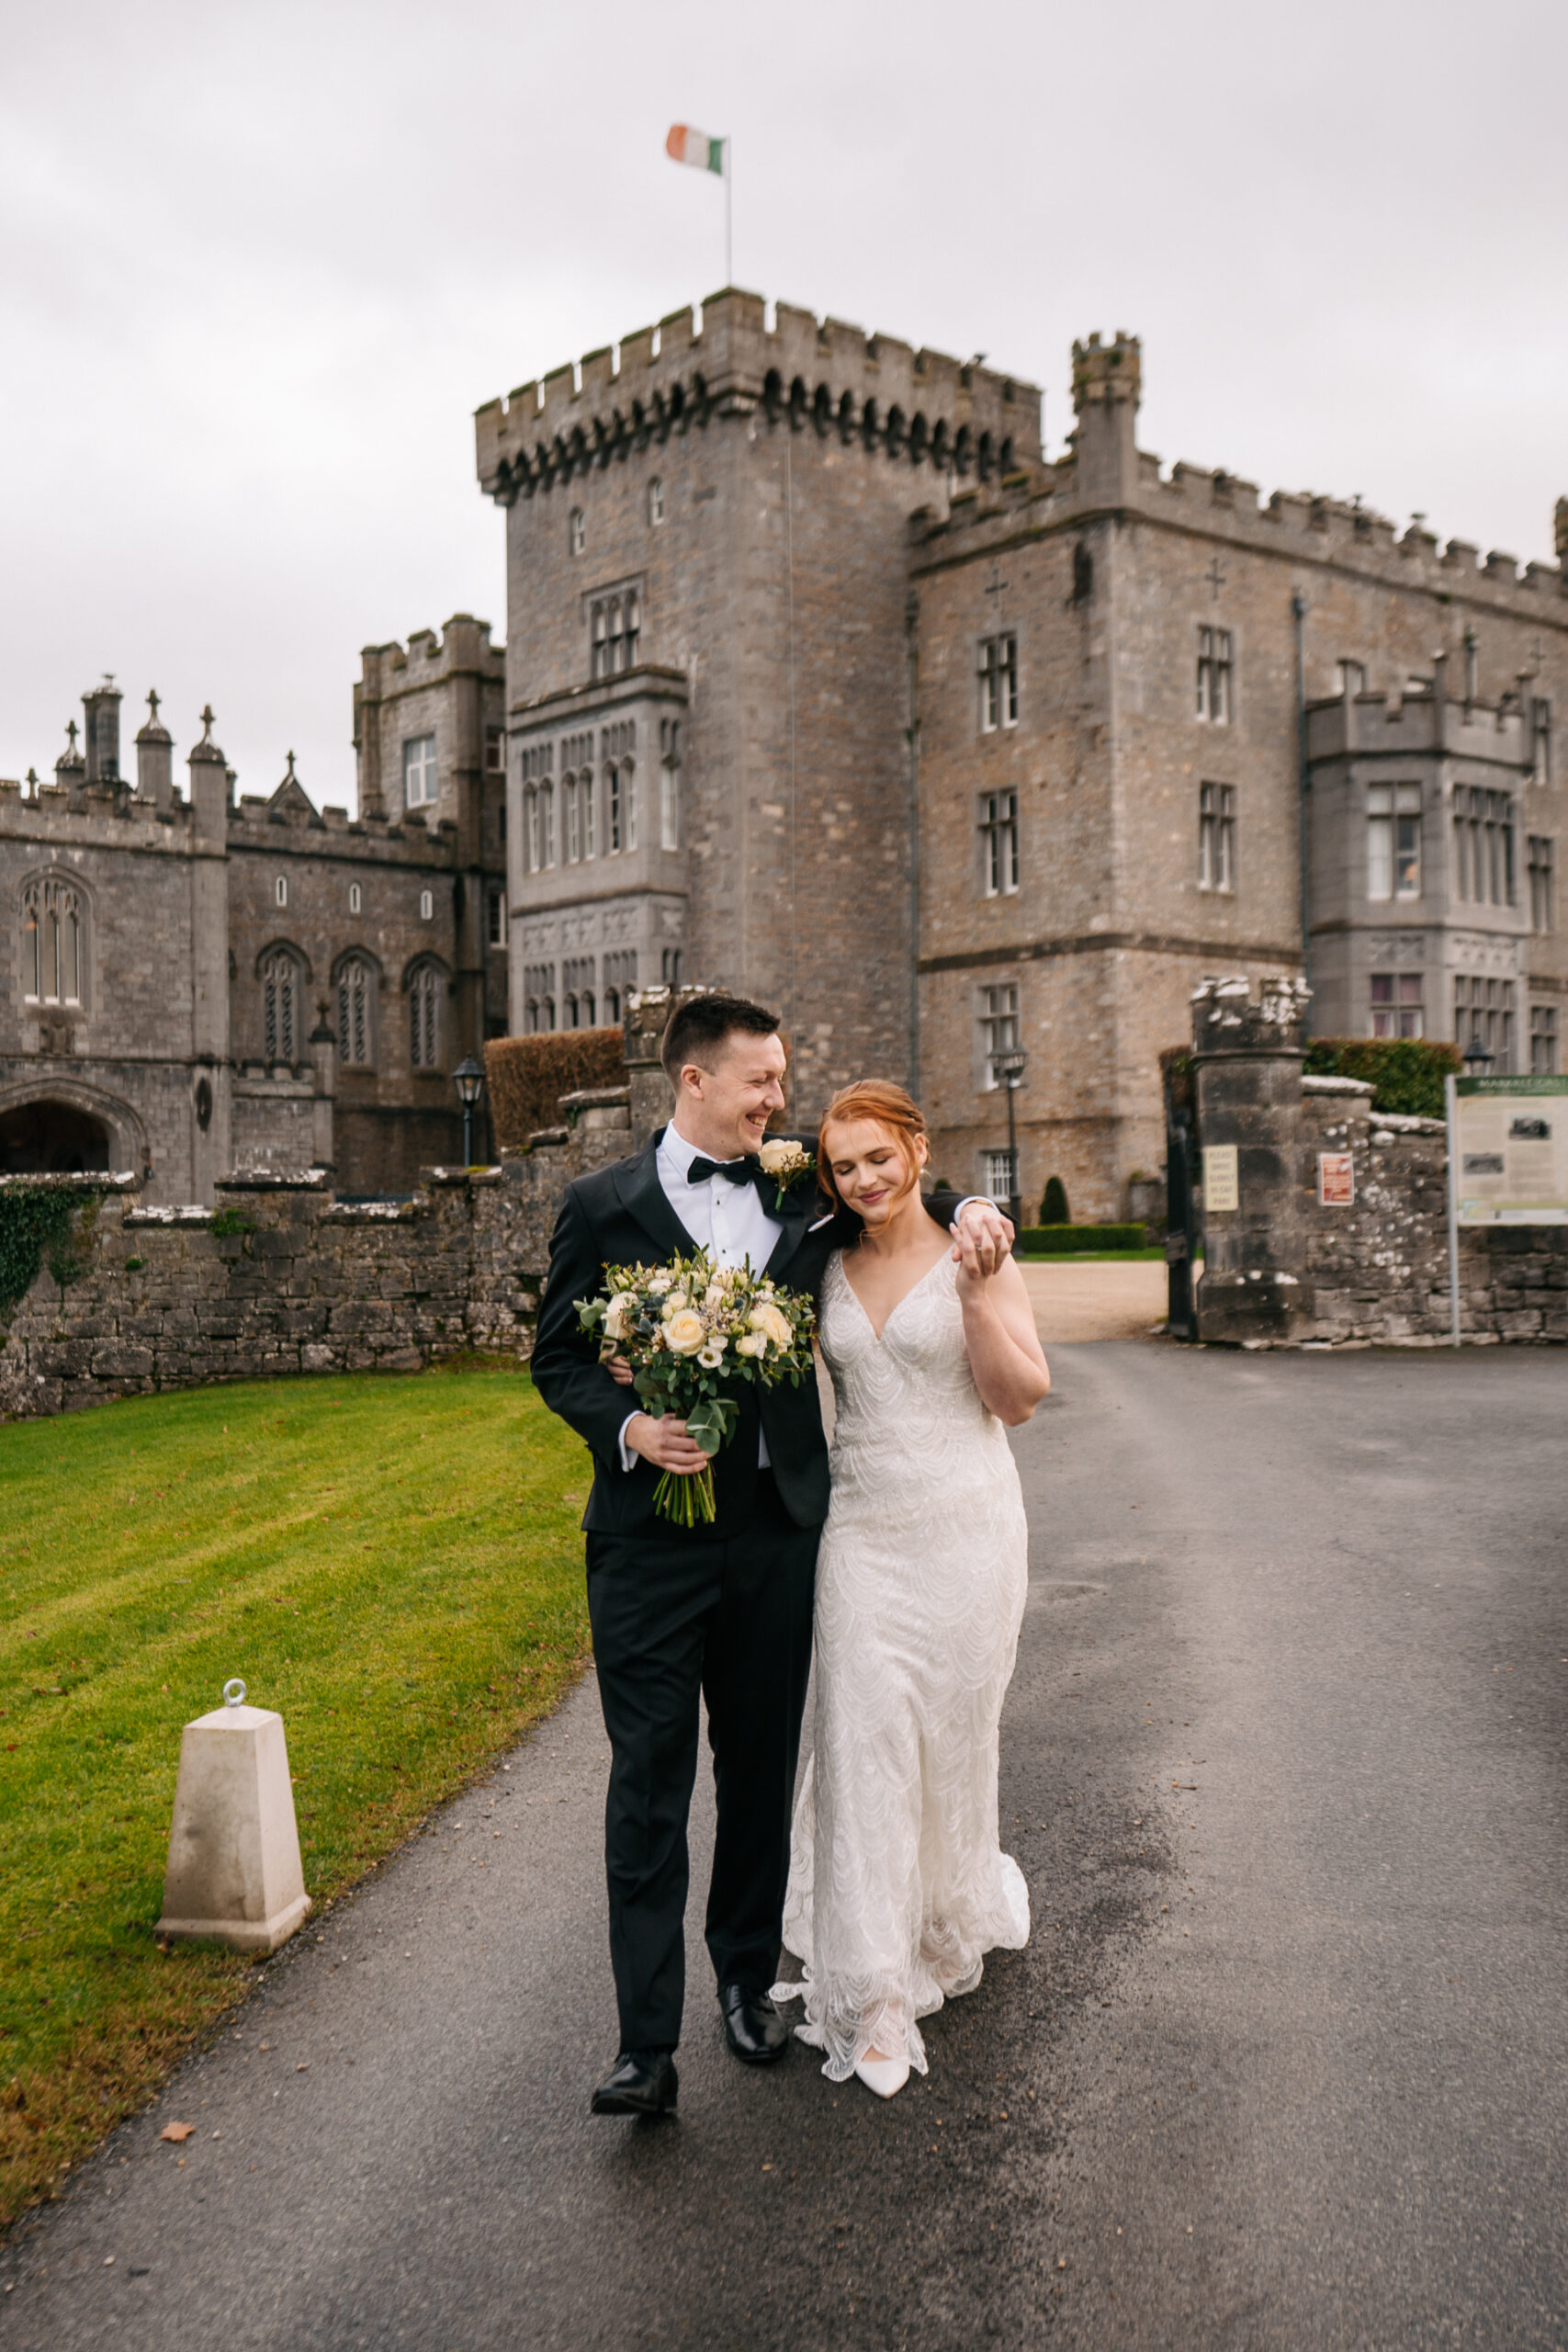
[666,124,728,174]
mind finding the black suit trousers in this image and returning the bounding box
[585,1471,818,2053]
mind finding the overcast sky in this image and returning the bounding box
[3,0,1564,806]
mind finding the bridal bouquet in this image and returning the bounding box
[576,1249,817,1526]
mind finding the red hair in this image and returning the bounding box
[817,1080,930,1211]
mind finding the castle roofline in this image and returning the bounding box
[476,288,1041,504]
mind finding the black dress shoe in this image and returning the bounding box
[719,1983,792,2064]
[590,2049,678,2117]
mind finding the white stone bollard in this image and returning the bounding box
[155,1679,311,1953]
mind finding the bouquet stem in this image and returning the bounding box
[652,1464,717,1527]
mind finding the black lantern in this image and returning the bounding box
[1461,1034,1495,1079]
[993,1046,1027,1235]
[453,1056,485,1167]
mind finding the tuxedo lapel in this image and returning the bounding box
[762,1185,815,1279]
[611,1131,698,1262]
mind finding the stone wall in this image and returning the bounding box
[0,1096,637,1419]
[1191,977,1567,1346]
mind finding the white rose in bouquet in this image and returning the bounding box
[660,1291,690,1318]
[663,1307,706,1356]
[604,1292,637,1341]
[735,1331,768,1359]
[750,1301,795,1352]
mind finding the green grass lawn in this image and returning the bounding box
[1016,1247,1188,1263]
[0,1358,592,2227]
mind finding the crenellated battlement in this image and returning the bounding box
[909,331,1567,618]
[475,288,1042,504]
[357,613,504,702]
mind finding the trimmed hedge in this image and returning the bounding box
[1017,1223,1148,1254]
[485,1028,624,1149]
[1303,1036,1461,1120]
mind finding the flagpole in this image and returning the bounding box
[725,139,732,288]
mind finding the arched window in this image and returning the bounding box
[570,507,585,556]
[336,956,374,1067]
[649,478,664,526]
[539,779,555,867]
[261,949,301,1062]
[622,760,637,851]
[525,785,540,873]
[22,878,85,1007]
[565,772,581,863]
[409,964,441,1069]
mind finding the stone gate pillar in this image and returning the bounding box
[1191,976,1312,1345]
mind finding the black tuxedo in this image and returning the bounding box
[529,1129,966,2052]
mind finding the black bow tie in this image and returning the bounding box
[687,1154,759,1186]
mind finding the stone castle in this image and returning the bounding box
[0,621,508,1198]
[4,290,1562,1217]
[479,293,1566,1216]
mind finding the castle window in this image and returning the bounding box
[570,508,585,557]
[1532,697,1552,788]
[661,947,682,986]
[980,982,1019,1091]
[1198,782,1235,892]
[337,956,374,1067]
[22,878,84,1007]
[275,875,288,908]
[602,949,637,1022]
[1530,1004,1559,1074]
[1371,972,1423,1039]
[261,949,301,1063]
[649,478,665,526]
[538,780,555,868]
[524,962,556,1034]
[1452,786,1515,906]
[403,735,437,809]
[1196,626,1233,723]
[979,789,1018,897]
[591,592,642,682]
[565,774,581,864]
[420,888,434,921]
[1529,836,1555,933]
[977,635,1017,732]
[984,1148,1018,1205]
[1455,975,1515,1072]
[1337,660,1367,697]
[349,881,362,915]
[562,956,596,1029]
[1367,783,1421,901]
[485,726,505,774]
[409,964,442,1068]
[488,890,507,947]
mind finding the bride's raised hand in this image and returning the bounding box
[953,1217,1000,1298]
[950,1197,1012,1281]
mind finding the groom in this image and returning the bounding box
[529,993,1011,2116]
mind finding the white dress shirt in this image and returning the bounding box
[618,1117,784,1472]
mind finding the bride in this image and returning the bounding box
[773,1080,1050,2098]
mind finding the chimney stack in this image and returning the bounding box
[135,689,174,807]
[83,676,122,784]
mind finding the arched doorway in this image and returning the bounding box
[0,1099,111,1175]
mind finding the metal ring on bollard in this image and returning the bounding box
[223,1678,248,1709]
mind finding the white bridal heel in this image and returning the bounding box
[853,2052,910,2099]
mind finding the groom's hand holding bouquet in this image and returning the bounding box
[576,1249,816,1526]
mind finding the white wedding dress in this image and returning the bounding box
[773,1249,1031,2080]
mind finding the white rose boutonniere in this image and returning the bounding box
[757,1136,817,1210]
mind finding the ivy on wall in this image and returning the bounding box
[1303,1037,1461,1121]
[0,1186,88,1319]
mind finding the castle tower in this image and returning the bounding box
[1068,332,1141,507]
[477,289,1041,1109]
[83,678,122,785]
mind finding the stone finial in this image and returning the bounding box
[199,704,216,742]
[135,688,172,745]
[284,751,298,784]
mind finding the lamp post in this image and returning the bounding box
[993,1046,1027,1233]
[453,1056,485,1168]
[1461,1034,1495,1080]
